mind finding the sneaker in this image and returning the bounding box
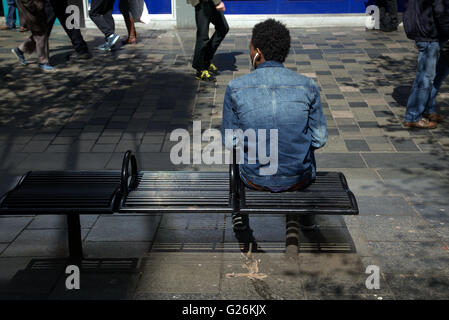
[195,70,216,82]
[232,212,248,231]
[98,42,108,51]
[37,63,55,72]
[208,63,219,75]
[11,48,27,65]
[19,26,28,32]
[104,33,120,51]
[404,118,437,129]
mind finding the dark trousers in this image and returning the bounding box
[192,1,229,71]
[45,0,88,54]
[5,0,17,28]
[89,0,115,38]
[377,0,398,31]
[119,0,130,19]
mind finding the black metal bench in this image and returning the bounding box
[0,151,358,260]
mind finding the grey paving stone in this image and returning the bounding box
[17,153,113,170]
[83,242,151,258]
[356,196,416,216]
[2,229,89,257]
[0,217,33,243]
[383,272,449,299]
[376,168,449,198]
[390,138,420,152]
[315,153,366,168]
[136,253,221,294]
[86,215,161,242]
[27,215,98,229]
[345,139,370,151]
[367,241,449,273]
[0,244,7,255]
[359,216,437,242]
[0,257,35,297]
[91,144,116,153]
[22,141,51,153]
[362,153,447,169]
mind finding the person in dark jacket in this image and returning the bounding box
[403,0,449,128]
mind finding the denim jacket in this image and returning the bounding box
[221,60,327,189]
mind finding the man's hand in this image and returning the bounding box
[216,1,226,12]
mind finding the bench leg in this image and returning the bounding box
[67,214,83,261]
[285,214,299,256]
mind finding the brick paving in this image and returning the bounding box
[0,24,448,299]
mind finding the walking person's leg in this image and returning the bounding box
[2,0,17,29]
[17,0,28,31]
[205,4,229,72]
[192,2,215,81]
[102,0,116,37]
[423,41,449,122]
[89,0,118,51]
[404,41,440,128]
[50,0,90,58]
[119,0,137,45]
[34,33,50,65]
[45,0,56,35]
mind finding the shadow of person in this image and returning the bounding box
[392,85,412,107]
[234,226,264,253]
[213,51,244,73]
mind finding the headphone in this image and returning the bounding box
[252,52,260,68]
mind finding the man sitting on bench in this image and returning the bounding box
[221,19,328,231]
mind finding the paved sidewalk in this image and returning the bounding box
[0,25,448,299]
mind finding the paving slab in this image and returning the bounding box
[86,215,161,242]
[0,217,33,243]
[136,253,222,295]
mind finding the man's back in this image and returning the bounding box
[403,0,449,42]
[222,60,327,189]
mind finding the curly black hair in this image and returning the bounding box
[251,19,291,63]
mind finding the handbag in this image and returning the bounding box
[129,0,151,24]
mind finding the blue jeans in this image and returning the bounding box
[5,0,18,28]
[405,41,449,122]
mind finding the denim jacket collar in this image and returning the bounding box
[256,60,284,69]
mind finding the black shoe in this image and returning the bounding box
[68,51,91,61]
[195,70,216,82]
[232,212,248,231]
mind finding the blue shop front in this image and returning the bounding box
[109,0,404,15]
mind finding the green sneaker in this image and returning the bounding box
[195,70,216,82]
[208,63,219,75]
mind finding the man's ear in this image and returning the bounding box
[256,48,263,60]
